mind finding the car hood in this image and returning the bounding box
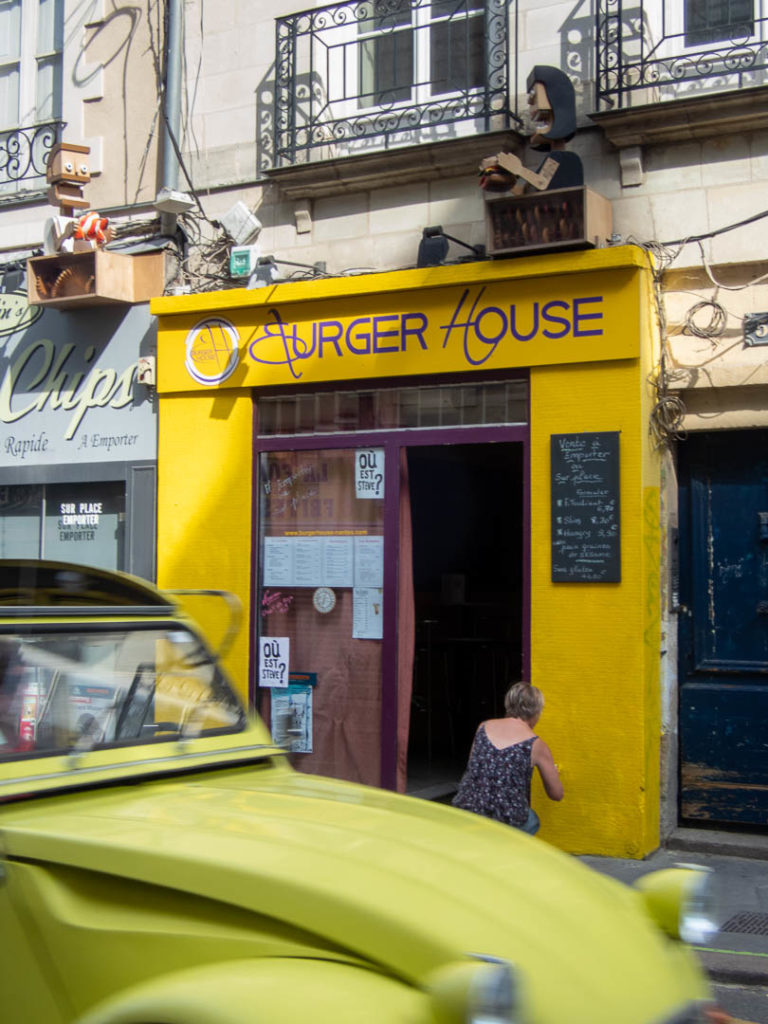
[1,760,706,1020]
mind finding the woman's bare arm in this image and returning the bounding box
[532,738,564,801]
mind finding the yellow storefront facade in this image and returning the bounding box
[151,245,661,858]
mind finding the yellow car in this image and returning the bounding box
[0,559,719,1024]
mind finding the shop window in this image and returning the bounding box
[257,380,527,437]
[0,484,42,556]
[0,482,125,570]
[258,448,385,787]
[684,0,753,45]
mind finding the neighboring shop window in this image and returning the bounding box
[0,482,125,570]
[258,380,527,436]
[0,485,42,556]
[257,448,385,787]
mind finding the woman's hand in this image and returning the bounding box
[532,738,564,801]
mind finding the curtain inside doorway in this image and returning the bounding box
[397,449,415,792]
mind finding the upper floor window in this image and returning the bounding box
[0,0,62,130]
[359,0,485,107]
[0,0,63,191]
[272,0,513,169]
[684,0,754,46]
[596,0,767,112]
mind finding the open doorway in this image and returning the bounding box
[405,442,524,798]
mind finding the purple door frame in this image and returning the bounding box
[252,421,530,791]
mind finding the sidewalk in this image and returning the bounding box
[579,828,768,989]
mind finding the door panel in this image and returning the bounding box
[679,430,768,825]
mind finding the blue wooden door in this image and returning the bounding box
[678,430,768,825]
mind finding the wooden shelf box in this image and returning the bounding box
[485,186,613,257]
[27,250,165,309]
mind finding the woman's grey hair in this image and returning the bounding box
[504,681,544,722]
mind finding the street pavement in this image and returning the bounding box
[579,828,768,1023]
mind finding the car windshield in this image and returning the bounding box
[0,627,246,757]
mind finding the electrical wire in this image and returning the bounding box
[649,392,687,448]
[632,239,689,448]
[682,299,727,340]
[695,239,768,292]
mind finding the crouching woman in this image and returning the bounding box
[452,681,563,835]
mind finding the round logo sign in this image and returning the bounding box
[184,317,240,386]
[0,290,43,338]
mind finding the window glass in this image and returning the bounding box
[44,482,126,570]
[684,0,753,45]
[34,52,60,120]
[37,0,63,52]
[371,24,413,104]
[258,448,384,786]
[0,628,245,758]
[359,1,413,105]
[0,0,61,131]
[0,63,19,127]
[430,1,484,95]
[0,485,42,557]
[0,0,21,61]
[359,0,485,107]
[0,482,127,571]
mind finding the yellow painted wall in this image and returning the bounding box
[153,248,663,856]
[156,389,254,705]
[530,267,661,857]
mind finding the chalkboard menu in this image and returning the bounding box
[551,431,621,582]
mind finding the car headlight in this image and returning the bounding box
[633,865,719,944]
[427,955,524,1024]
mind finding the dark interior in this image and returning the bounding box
[406,442,524,798]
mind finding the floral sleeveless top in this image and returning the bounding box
[452,724,535,828]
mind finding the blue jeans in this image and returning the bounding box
[519,808,540,835]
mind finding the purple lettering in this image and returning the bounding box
[474,307,507,345]
[541,300,571,339]
[508,302,539,342]
[316,320,343,357]
[573,296,603,337]
[372,315,399,353]
[346,318,371,355]
[401,313,428,350]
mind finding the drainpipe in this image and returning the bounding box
[155,0,193,233]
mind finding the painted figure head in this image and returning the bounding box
[46,142,91,186]
[525,66,577,149]
[46,142,92,214]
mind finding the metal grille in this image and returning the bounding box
[271,0,517,169]
[0,121,64,190]
[596,0,768,111]
[257,380,528,436]
[720,911,768,935]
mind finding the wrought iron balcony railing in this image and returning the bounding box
[0,121,65,193]
[596,0,768,110]
[271,0,516,169]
